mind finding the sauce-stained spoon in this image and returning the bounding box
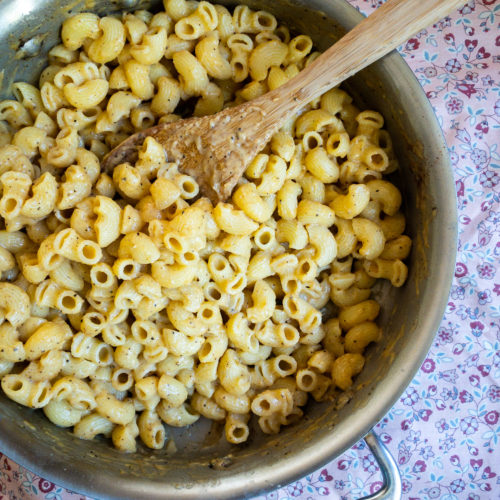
[102,0,465,203]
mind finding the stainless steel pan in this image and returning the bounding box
[0,0,457,498]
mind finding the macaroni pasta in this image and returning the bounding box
[0,0,411,452]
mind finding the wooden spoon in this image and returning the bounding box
[102,0,464,203]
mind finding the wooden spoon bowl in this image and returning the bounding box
[102,0,465,202]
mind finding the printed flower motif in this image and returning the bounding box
[421,358,435,373]
[459,1,475,15]
[444,33,455,44]
[405,430,420,444]
[450,478,466,493]
[459,389,473,403]
[470,374,481,387]
[446,97,464,114]
[494,353,500,369]
[451,285,465,300]
[362,454,378,473]
[487,210,500,225]
[401,479,412,494]
[455,305,468,320]
[477,289,492,305]
[423,66,437,77]
[369,482,383,495]
[477,225,493,246]
[435,418,449,433]
[464,25,475,36]
[316,485,330,496]
[456,82,477,98]
[438,326,454,344]
[439,369,458,384]
[481,75,494,86]
[401,418,411,431]
[465,39,478,51]
[337,459,349,470]
[38,478,55,493]
[398,441,412,465]
[470,148,488,166]
[470,458,483,471]
[477,263,495,279]
[379,432,391,444]
[482,466,496,479]
[478,364,490,377]
[405,38,420,50]
[480,199,495,212]
[428,385,438,397]
[478,219,493,236]
[428,486,441,498]
[318,468,333,482]
[475,119,489,135]
[470,321,485,337]
[401,387,420,406]
[445,58,462,72]
[487,385,500,402]
[484,410,498,425]
[465,71,478,82]
[419,446,435,460]
[476,47,490,59]
[287,481,303,497]
[419,409,432,422]
[440,435,456,451]
[455,262,468,277]
[480,170,499,188]
[431,16,450,30]
[334,480,345,490]
[352,441,366,451]
[495,99,500,116]
[460,416,479,435]
[413,460,427,473]
[456,127,472,144]
[441,386,458,401]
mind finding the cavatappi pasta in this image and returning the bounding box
[0,0,411,452]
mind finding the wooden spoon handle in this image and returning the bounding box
[266,0,465,111]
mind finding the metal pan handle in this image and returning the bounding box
[357,431,402,500]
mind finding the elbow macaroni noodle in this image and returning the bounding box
[0,0,411,452]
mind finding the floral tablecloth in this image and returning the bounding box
[0,0,498,499]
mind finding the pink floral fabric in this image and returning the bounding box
[0,1,498,499]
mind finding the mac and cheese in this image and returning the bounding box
[0,0,411,452]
